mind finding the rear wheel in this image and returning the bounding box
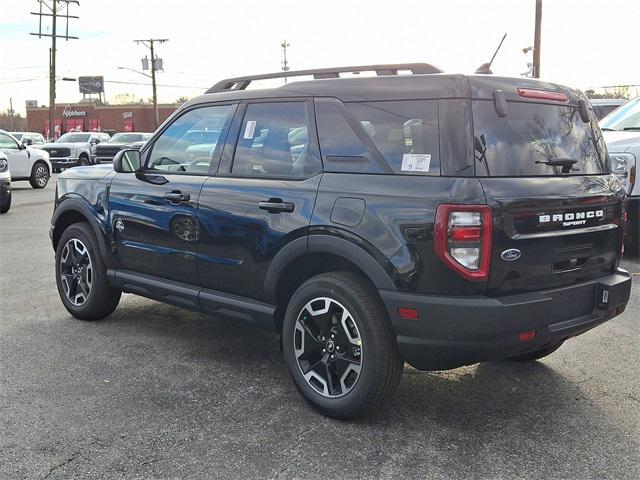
[55,223,121,320]
[29,162,49,189]
[507,341,564,362]
[282,272,403,419]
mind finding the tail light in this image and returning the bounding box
[434,204,492,281]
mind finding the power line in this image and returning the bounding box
[105,79,206,89]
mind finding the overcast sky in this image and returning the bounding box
[1,0,638,115]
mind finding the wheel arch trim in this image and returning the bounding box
[264,234,396,301]
[51,196,111,263]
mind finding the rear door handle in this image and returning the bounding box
[258,199,294,213]
[164,191,191,204]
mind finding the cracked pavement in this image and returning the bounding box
[1,178,639,479]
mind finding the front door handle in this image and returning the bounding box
[164,191,191,204]
[258,199,294,213]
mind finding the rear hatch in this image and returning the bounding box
[471,89,625,297]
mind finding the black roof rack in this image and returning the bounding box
[206,63,443,93]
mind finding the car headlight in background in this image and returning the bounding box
[609,152,636,193]
[0,158,8,173]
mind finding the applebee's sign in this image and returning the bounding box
[62,109,87,118]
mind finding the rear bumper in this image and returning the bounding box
[380,269,632,370]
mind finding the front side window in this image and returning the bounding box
[147,105,234,174]
[0,133,19,150]
[232,102,319,178]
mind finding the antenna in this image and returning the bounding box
[475,32,507,75]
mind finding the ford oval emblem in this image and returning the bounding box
[501,248,521,261]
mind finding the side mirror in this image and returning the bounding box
[22,139,34,147]
[113,149,141,173]
[90,139,100,145]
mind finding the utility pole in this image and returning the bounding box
[30,0,79,140]
[533,0,542,78]
[9,98,14,131]
[281,40,290,83]
[134,38,168,129]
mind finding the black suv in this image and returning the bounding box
[50,64,632,419]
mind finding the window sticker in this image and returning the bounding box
[243,120,257,139]
[401,153,431,172]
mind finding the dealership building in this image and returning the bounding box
[26,102,179,138]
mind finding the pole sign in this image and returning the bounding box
[78,76,104,94]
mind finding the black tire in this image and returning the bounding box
[282,272,403,419]
[53,167,61,174]
[55,223,121,320]
[506,341,564,362]
[78,155,89,166]
[0,192,10,214]
[29,161,50,189]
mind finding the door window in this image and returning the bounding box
[147,105,234,174]
[232,102,320,178]
[0,133,20,150]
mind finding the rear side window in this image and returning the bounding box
[473,100,608,176]
[347,100,440,175]
[232,102,320,178]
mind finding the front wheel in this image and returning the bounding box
[55,223,121,320]
[0,190,10,213]
[78,155,89,166]
[282,272,403,419]
[29,162,49,189]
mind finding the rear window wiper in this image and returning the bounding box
[600,127,618,131]
[535,157,579,173]
[622,127,640,131]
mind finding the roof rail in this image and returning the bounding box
[206,63,443,93]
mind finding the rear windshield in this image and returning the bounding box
[473,100,609,176]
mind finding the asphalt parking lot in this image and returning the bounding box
[1,176,639,480]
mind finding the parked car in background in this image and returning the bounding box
[0,152,11,213]
[600,96,640,256]
[10,132,46,147]
[0,130,51,189]
[93,132,153,163]
[591,98,627,120]
[40,131,110,172]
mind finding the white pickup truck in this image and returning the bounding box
[600,97,640,256]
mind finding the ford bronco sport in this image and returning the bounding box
[50,64,632,419]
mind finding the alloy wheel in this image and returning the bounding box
[294,297,363,398]
[60,238,93,306]
[36,165,48,187]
